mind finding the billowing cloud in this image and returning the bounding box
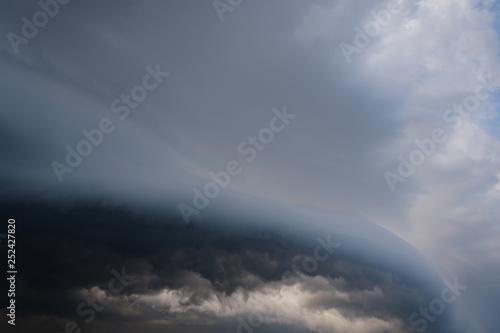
[1,202,456,332]
[1,0,499,332]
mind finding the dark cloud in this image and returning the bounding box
[0,200,456,332]
[0,0,498,332]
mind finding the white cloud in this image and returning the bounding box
[131,273,405,333]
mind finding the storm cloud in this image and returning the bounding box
[1,0,499,332]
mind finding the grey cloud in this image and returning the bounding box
[1,0,499,332]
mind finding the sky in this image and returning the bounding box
[1,0,500,332]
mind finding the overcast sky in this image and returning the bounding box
[1,0,500,332]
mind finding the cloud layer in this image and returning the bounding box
[0,0,499,332]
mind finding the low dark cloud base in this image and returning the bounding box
[0,199,457,333]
